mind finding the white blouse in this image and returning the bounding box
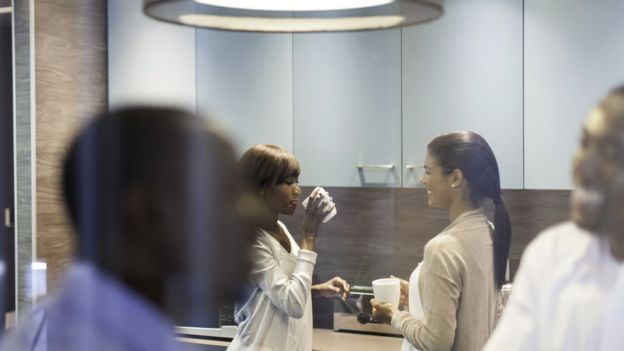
[227,221,317,351]
[484,221,624,351]
[401,262,424,351]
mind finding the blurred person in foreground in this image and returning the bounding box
[483,86,624,350]
[0,107,255,350]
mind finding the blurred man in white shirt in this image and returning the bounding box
[484,86,624,351]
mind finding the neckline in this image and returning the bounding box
[259,222,296,255]
[443,208,485,232]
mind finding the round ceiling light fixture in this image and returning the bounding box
[143,0,443,33]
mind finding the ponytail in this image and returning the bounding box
[492,198,511,289]
[428,131,513,290]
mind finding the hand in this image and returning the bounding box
[370,298,398,325]
[391,275,409,307]
[312,276,350,300]
[302,187,335,236]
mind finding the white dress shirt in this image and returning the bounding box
[483,221,624,351]
[227,221,317,351]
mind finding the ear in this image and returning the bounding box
[449,169,465,189]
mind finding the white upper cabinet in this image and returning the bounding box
[195,30,293,155]
[402,0,524,189]
[108,0,196,111]
[524,0,624,189]
[293,30,402,187]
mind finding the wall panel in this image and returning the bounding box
[524,0,624,189]
[108,0,196,110]
[403,0,524,189]
[196,30,293,154]
[35,0,108,291]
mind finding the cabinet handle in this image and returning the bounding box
[356,164,395,170]
[4,207,13,228]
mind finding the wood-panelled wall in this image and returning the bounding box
[280,187,570,327]
[282,188,569,286]
[35,0,107,291]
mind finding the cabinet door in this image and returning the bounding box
[108,0,196,110]
[293,30,402,187]
[524,0,624,189]
[402,0,523,189]
[196,31,293,154]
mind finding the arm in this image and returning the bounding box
[249,241,317,319]
[311,276,350,300]
[372,244,460,351]
[383,243,461,351]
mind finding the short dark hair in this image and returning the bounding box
[62,107,235,271]
[62,106,253,324]
[428,131,512,289]
[238,144,300,192]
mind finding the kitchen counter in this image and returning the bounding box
[178,328,403,351]
[313,328,403,350]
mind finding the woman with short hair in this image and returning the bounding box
[228,144,349,351]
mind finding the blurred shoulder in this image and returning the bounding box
[523,221,593,264]
[528,221,592,252]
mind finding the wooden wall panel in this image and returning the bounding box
[282,187,569,286]
[280,187,570,328]
[35,0,107,291]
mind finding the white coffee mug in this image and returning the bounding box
[372,278,400,307]
[301,186,337,223]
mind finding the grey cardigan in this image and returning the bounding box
[391,209,498,351]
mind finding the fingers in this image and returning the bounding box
[305,187,321,211]
[306,187,335,212]
[370,299,388,322]
[311,186,321,197]
[332,276,350,300]
[311,189,324,209]
[305,192,325,217]
[370,299,393,311]
[323,202,336,216]
[332,276,347,287]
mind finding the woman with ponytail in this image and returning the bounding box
[371,131,511,351]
